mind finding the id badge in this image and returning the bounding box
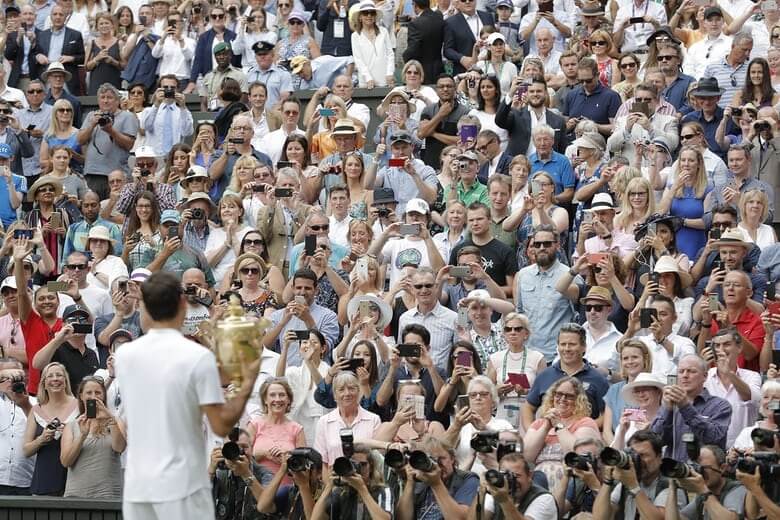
[334,19,345,39]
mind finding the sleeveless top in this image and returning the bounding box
[87,41,122,95]
[30,407,78,495]
[63,420,123,498]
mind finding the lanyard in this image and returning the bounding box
[501,347,528,381]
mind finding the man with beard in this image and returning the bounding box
[62,191,123,258]
[496,75,567,157]
[515,224,581,361]
[419,75,470,169]
[658,43,695,115]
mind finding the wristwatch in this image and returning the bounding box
[554,422,565,432]
[627,485,641,497]
[242,475,256,486]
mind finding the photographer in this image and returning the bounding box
[256,448,324,520]
[180,268,217,337]
[0,357,34,495]
[593,430,687,519]
[665,444,746,520]
[311,448,392,520]
[746,108,780,191]
[467,452,557,520]
[736,464,780,519]
[141,74,194,157]
[396,437,479,520]
[114,146,177,216]
[209,429,274,520]
[77,83,138,197]
[554,437,604,518]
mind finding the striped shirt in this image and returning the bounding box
[398,303,458,372]
[703,58,749,108]
[615,96,677,119]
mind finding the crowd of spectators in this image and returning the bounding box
[2,0,780,518]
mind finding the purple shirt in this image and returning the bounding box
[651,389,732,460]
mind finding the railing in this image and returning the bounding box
[0,496,123,519]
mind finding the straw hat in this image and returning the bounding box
[621,372,666,406]
[85,226,116,246]
[27,176,63,202]
[639,255,693,288]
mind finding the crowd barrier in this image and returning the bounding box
[0,496,123,519]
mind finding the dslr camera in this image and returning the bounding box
[97,112,114,126]
[9,375,26,394]
[385,448,408,470]
[564,452,596,471]
[191,208,205,220]
[408,450,436,472]
[163,86,176,99]
[754,120,772,133]
[287,448,317,472]
[600,447,642,477]
[470,430,499,453]
[377,207,391,218]
[485,469,517,494]
[332,456,359,478]
[750,427,780,450]
[660,458,701,479]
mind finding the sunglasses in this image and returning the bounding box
[680,133,698,140]
[211,13,225,19]
[38,186,56,193]
[310,224,329,231]
[66,263,88,270]
[288,18,304,24]
[585,304,606,312]
[244,239,264,246]
[634,97,652,103]
[629,191,648,197]
[413,283,434,289]
[27,89,43,94]
[657,55,676,62]
[57,108,73,113]
[240,267,261,275]
[590,40,607,46]
[619,62,637,69]
[532,240,554,248]
[503,326,524,332]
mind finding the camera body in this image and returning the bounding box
[340,428,354,458]
[332,456,358,478]
[564,452,596,471]
[377,207,391,218]
[408,450,436,472]
[46,418,62,431]
[385,448,408,470]
[470,430,500,453]
[98,112,114,126]
[660,457,701,479]
[750,428,780,449]
[287,448,316,472]
[485,469,517,494]
[163,86,176,99]
[10,375,26,394]
[600,447,642,478]
[191,208,205,220]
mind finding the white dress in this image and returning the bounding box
[351,27,395,88]
[285,361,330,445]
[204,225,254,283]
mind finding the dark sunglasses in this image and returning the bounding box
[634,97,652,103]
[657,55,676,62]
[27,89,44,94]
[532,240,554,248]
[57,108,73,113]
[310,224,329,231]
[288,19,304,24]
[680,133,699,141]
[38,186,56,193]
[585,304,606,312]
[503,326,524,332]
[591,40,607,46]
[211,13,225,19]
[66,263,88,270]
[244,239,265,246]
[240,267,261,275]
[413,283,434,289]
[619,62,637,69]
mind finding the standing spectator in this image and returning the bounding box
[42,62,82,126]
[562,58,621,137]
[0,100,34,178]
[402,0,444,82]
[85,13,123,96]
[33,4,85,95]
[119,6,161,91]
[351,1,395,89]
[245,41,293,111]
[317,0,360,57]
[233,8,280,68]
[151,10,195,89]
[419,75,470,169]
[77,84,139,197]
[0,144,26,229]
[62,191,122,265]
[199,43,248,112]
[613,0,667,55]
[4,5,41,90]
[141,75,195,157]
[442,0,494,76]
[683,7,732,80]
[14,80,52,184]
[371,133,438,215]
[702,31,753,108]
[0,358,35,494]
[518,0,570,54]
[186,5,239,93]
[659,43,695,115]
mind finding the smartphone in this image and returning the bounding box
[647,222,657,236]
[397,344,422,357]
[640,307,658,328]
[46,281,69,292]
[530,180,541,196]
[13,229,34,240]
[457,306,470,327]
[359,300,371,319]
[412,394,425,419]
[708,294,719,313]
[767,301,780,317]
[228,138,245,144]
[346,358,365,372]
[276,161,293,169]
[399,223,421,236]
[629,16,644,24]
[304,235,317,257]
[86,399,97,419]
[705,340,718,362]
[168,19,176,27]
[710,227,722,240]
[538,1,553,12]
[319,108,335,117]
[582,211,594,225]
[71,323,92,334]
[168,225,179,239]
[388,158,406,168]
[507,372,530,389]
[355,257,369,280]
[49,212,61,229]
[516,83,529,98]
[456,350,473,367]
[632,102,650,117]
[293,329,310,340]
[252,184,265,192]
[274,187,293,198]
[587,252,609,265]
[767,283,776,301]
[456,394,470,411]
[450,266,472,278]
[459,124,478,145]
[118,280,128,293]
[624,408,647,422]
[294,295,306,305]
[667,374,678,386]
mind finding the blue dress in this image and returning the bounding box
[670,185,712,261]
[45,131,83,173]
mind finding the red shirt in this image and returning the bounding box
[711,307,764,372]
[22,310,63,394]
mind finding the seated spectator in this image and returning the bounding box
[611,372,664,449]
[732,379,780,450]
[85,226,128,292]
[602,339,654,446]
[638,255,695,337]
[60,376,125,498]
[370,132,437,215]
[204,193,254,282]
[737,189,776,249]
[147,209,215,284]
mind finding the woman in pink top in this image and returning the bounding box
[248,378,305,483]
[522,376,600,492]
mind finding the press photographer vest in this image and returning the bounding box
[493,483,555,520]
[691,479,742,520]
[413,468,473,513]
[616,475,683,519]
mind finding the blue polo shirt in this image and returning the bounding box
[681,108,738,162]
[662,74,695,115]
[562,83,621,124]
[526,361,609,420]
[0,174,27,227]
[529,152,575,195]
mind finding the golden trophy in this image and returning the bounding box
[214,295,270,391]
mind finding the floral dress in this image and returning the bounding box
[277,35,312,63]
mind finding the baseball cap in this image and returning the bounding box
[130,268,152,282]
[405,198,430,215]
[109,328,134,345]
[0,143,12,159]
[390,132,413,145]
[63,304,90,321]
[160,209,181,224]
[214,41,231,54]
[0,277,17,292]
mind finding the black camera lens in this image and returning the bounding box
[408,450,435,472]
[11,380,26,394]
[470,431,499,453]
[163,87,175,98]
[660,458,697,479]
[191,208,205,219]
[564,452,593,471]
[193,5,201,13]
[377,208,390,218]
[600,447,632,469]
[385,449,407,469]
[287,453,310,472]
[140,169,151,177]
[332,456,357,477]
[485,469,505,488]
[221,441,242,461]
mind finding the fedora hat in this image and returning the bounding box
[649,26,681,45]
[712,227,751,250]
[41,62,72,83]
[621,372,666,406]
[27,176,63,202]
[347,292,392,329]
[690,77,724,97]
[585,192,615,212]
[633,213,683,241]
[639,255,692,288]
[179,165,212,189]
[183,191,217,211]
[331,118,359,136]
[579,286,613,306]
[85,225,116,246]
